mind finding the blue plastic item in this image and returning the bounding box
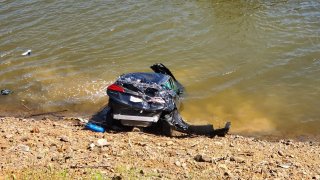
[85,123,105,133]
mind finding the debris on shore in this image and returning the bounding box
[1,89,13,95]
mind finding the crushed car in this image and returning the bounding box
[103,63,230,137]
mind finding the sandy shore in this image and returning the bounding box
[0,116,319,179]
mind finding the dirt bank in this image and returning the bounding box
[0,117,319,179]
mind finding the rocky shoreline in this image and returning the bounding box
[0,116,319,179]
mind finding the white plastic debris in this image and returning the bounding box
[22,50,31,56]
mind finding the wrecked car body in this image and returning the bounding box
[105,63,230,137]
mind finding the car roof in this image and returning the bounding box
[119,72,170,85]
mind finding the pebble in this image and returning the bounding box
[278,150,284,156]
[194,154,212,163]
[88,143,95,150]
[214,142,223,146]
[4,134,13,139]
[312,175,320,180]
[31,127,40,133]
[60,135,69,142]
[20,136,29,142]
[50,144,57,152]
[181,162,187,169]
[17,144,30,152]
[175,161,181,167]
[64,153,73,160]
[51,155,58,162]
[224,171,233,177]
[37,153,45,159]
[230,156,245,163]
[278,163,291,169]
[112,175,122,180]
[166,141,174,146]
[219,164,228,170]
[97,139,110,147]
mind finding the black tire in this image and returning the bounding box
[105,107,115,127]
[106,108,134,131]
[159,120,173,137]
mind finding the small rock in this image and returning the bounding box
[37,154,44,159]
[102,154,108,158]
[166,141,174,146]
[51,155,58,162]
[230,156,245,163]
[278,163,291,169]
[139,170,144,175]
[30,127,40,133]
[17,144,30,152]
[97,139,110,147]
[285,140,293,145]
[64,153,73,161]
[175,161,181,167]
[50,144,57,152]
[181,163,187,169]
[42,117,50,120]
[88,143,95,150]
[138,142,147,147]
[0,145,9,150]
[214,142,223,146]
[194,154,212,163]
[60,135,69,142]
[224,171,233,177]
[312,175,320,180]
[20,136,29,142]
[16,129,22,135]
[4,134,13,139]
[278,150,284,156]
[219,164,228,170]
[112,175,122,180]
[229,143,234,147]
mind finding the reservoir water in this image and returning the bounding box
[1,0,320,137]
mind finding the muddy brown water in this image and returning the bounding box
[1,0,320,138]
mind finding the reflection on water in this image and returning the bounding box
[0,0,319,137]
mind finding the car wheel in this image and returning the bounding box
[105,107,115,127]
[159,120,173,137]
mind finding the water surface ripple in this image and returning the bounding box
[1,0,320,137]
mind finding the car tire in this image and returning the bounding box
[105,107,115,127]
[159,120,173,137]
[106,108,134,131]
